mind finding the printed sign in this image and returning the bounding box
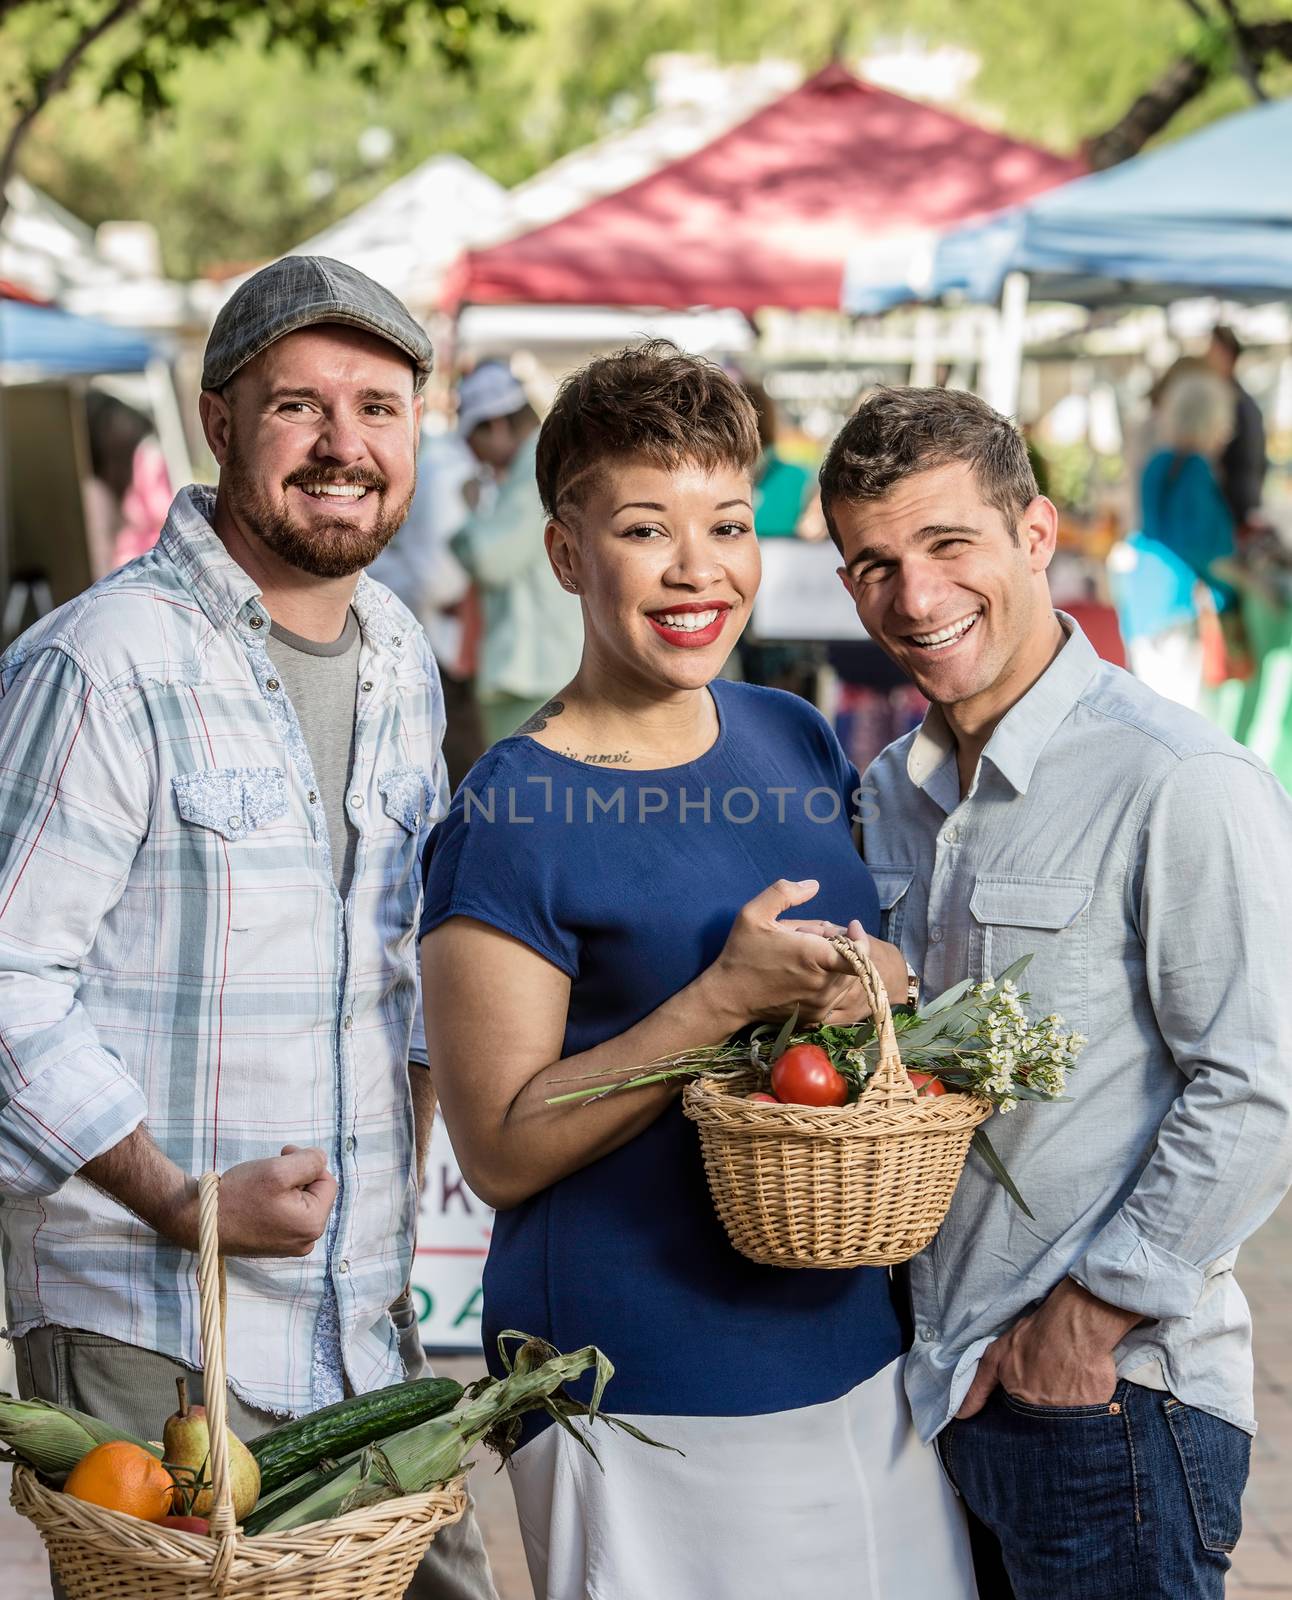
[410,1111,492,1351]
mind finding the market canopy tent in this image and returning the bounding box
[843,95,1292,312]
[0,291,155,374]
[290,154,508,315]
[446,63,1083,314]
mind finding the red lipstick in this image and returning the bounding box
[645,600,732,650]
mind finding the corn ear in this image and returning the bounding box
[0,1393,162,1479]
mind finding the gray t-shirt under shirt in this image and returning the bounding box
[267,610,361,898]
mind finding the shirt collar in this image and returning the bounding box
[906,612,1102,799]
[159,485,261,632]
[158,483,406,654]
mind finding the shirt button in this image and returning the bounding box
[227,815,241,830]
[338,1260,350,1276]
[360,680,374,693]
[344,1135,355,1154]
[249,615,263,630]
[919,1326,937,1341]
[351,794,364,809]
[307,790,318,804]
[392,636,402,647]
[930,926,944,944]
[942,826,959,844]
[266,678,280,692]
[343,1014,353,1031]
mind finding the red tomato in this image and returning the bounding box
[907,1069,947,1097]
[746,1091,780,1104]
[155,1515,210,1534]
[771,1044,848,1107]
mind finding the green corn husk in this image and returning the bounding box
[255,1333,675,1535]
[0,1393,162,1481]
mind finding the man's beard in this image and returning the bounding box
[222,438,413,579]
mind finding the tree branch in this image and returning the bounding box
[1217,0,1268,99]
[0,0,148,224]
[1085,11,1292,169]
[1084,53,1212,168]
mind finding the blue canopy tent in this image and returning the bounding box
[843,96,1292,314]
[0,294,155,373]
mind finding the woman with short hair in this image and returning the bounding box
[420,343,975,1598]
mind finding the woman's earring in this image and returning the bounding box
[563,580,579,593]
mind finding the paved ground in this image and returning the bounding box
[4,1197,1289,1597]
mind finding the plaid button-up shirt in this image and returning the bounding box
[0,486,447,1416]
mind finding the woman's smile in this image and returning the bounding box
[645,600,733,649]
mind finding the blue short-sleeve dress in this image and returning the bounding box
[421,680,975,1600]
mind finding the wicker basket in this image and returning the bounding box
[683,938,993,1268]
[11,1172,468,1598]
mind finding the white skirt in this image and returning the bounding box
[507,1355,977,1600]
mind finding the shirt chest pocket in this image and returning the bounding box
[870,867,915,949]
[969,875,1093,1034]
[172,765,289,841]
[377,764,437,836]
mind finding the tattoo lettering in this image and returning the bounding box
[560,750,631,766]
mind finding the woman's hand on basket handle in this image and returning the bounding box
[845,921,913,1014]
[706,879,872,1025]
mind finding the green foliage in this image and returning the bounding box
[3,0,1291,278]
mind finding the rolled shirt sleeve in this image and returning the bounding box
[1071,750,1292,1319]
[0,648,149,1195]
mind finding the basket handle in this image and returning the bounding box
[828,936,918,1105]
[196,1172,238,1590]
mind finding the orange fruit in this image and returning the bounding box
[63,1440,176,1521]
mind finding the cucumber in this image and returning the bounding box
[249,1376,462,1495]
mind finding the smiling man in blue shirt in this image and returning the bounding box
[822,386,1292,1600]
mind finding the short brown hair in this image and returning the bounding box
[535,340,761,518]
[818,387,1038,549]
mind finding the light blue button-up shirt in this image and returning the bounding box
[863,617,1292,1442]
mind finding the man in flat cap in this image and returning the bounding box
[0,257,496,1598]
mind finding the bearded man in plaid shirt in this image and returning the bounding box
[0,257,496,1600]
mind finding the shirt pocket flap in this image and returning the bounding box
[869,867,914,911]
[172,765,288,841]
[970,875,1093,930]
[378,764,434,833]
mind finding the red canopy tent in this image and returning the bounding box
[447,64,1084,315]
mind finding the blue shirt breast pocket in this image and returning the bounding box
[968,874,1093,1036]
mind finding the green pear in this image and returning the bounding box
[163,1376,261,1521]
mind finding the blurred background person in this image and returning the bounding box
[737,375,821,697]
[370,426,487,789]
[82,390,172,579]
[743,376,813,538]
[451,360,583,745]
[1110,365,1238,709]
[1206,324,1269,533]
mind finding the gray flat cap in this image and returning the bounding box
[202,255,434,392]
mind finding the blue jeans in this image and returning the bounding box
[937,1380,1251,1600]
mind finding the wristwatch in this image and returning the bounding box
[904,961,921,1009]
